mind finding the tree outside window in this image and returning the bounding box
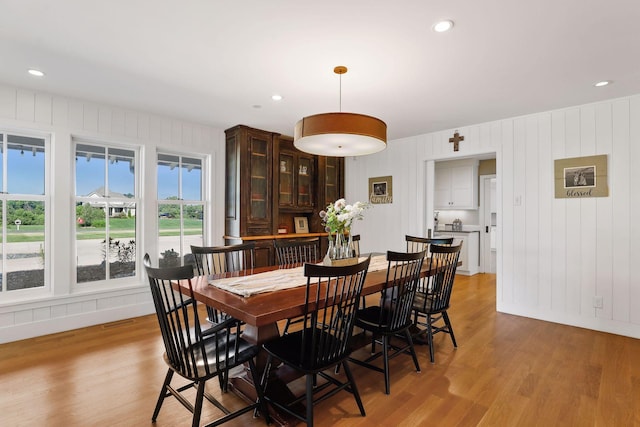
[157,153,204,267]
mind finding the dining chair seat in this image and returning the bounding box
[263,328,347,373]
[353,306,403,333]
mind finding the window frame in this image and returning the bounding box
[156,150,208,267]
[73,137,141,289]
[0,129,51,299]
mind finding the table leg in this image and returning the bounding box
[228,322,301,427]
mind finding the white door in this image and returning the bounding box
[480,175,497,273]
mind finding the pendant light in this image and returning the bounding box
[294,66,387,157]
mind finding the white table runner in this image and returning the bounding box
[209,254,389,297]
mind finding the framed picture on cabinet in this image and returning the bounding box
[294,216,309,233]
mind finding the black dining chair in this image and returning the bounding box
[412,242,462,363]
[349,250,426,394]
[191,243,255,324]
[350,234,361,257]
[190,243,255,390]
[274,237,320,269]
[405,234,454,254]
[274,237,320,334]
[143,257,269,427]
[260,257,371,427]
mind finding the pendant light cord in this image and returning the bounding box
[334,65,347,113]
[339,72,342,112]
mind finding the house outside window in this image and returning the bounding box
[75,141,139,284]
[0,131,49,295]
[157,153,205,267]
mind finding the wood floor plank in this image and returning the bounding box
[2,273,640,426]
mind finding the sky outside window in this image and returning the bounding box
[6,135,45,195]
[75,144,135,197]
[157,154,202,201]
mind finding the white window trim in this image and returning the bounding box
[72,137,142,290]
[0,129,51,301]
[156,150,208,265]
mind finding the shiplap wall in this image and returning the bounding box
[346,94,640,339]
[0,83,226,343]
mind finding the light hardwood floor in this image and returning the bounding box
[2,273,639,426]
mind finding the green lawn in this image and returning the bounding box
[3,218,203,242]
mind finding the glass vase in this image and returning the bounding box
[335,232,345,259]
[325,239,335,262]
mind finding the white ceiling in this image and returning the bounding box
[1,0,639,141]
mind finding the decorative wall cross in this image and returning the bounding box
[449,131,464,152]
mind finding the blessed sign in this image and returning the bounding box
[554,155,608,198]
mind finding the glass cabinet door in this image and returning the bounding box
[297,156,313,207]
[250,137,269,219]
[279,153,294,207]
[325,157,340,205]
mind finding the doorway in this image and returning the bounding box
[427,153,497,276]
[480,175,496,273]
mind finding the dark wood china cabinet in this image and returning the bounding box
[224,125,344,266]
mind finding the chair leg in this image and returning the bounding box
[218,369,226,392]
[382,335,390,395]
[248,358,271,424]
[370,333,377,355]
[192,381,206,427]
[152,369,174,421]
[282,318,292,335]
[426,315,436,364]
[306,374,314,427]
[443,311,457,348]
[404,329,421,373]
[259,354,274,396]
[256,354,274,419]
[341,361,366,417]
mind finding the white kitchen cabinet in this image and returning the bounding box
[434,231,479,275]
[434,159,478,210]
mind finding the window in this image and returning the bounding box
[157,153,205,267]
[75,141,139,284]
[0,131,48,294]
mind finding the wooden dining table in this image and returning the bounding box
[175,255,448,426]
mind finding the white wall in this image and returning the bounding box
[346,94,640,339]
[0,83,226,343]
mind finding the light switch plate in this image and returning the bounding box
[593,296,603,309]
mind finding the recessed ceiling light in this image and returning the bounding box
[594,80,611,87]
[28,69,45,77]
[271,94,283,101]
[433,20,454,33]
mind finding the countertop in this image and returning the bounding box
[434,225,481,234]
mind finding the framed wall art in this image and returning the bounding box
[369,175,393,204]
[554,154,608,198]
